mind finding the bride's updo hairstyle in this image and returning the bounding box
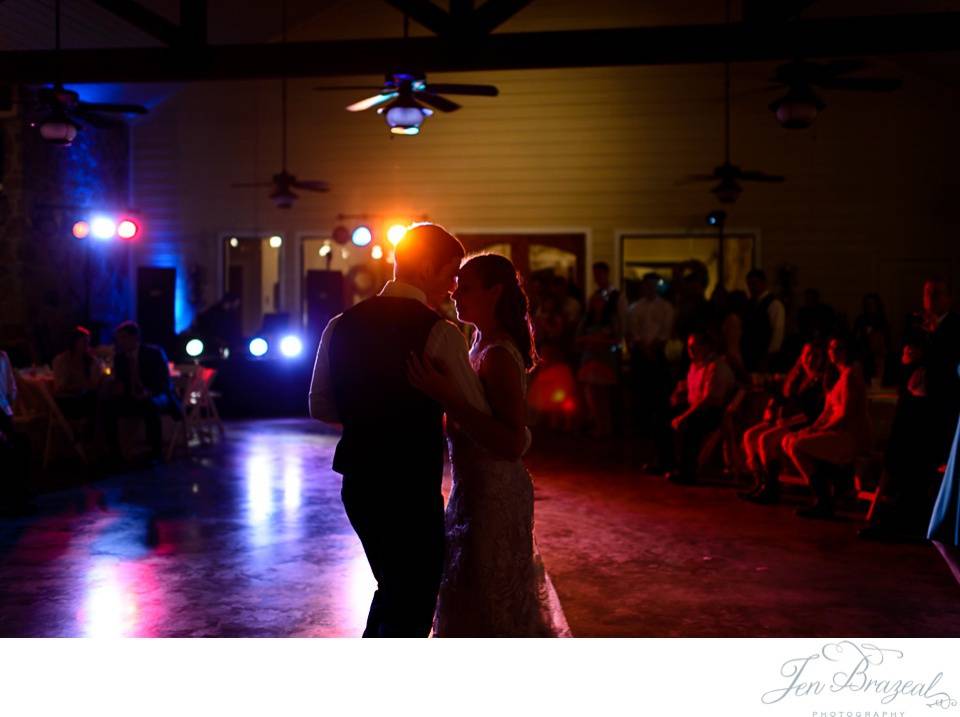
[462,253,539,371]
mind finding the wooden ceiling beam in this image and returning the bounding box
[2,12,959,83]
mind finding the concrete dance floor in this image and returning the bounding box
[0,419,958,637]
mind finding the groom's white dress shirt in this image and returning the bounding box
[309,280,487,424]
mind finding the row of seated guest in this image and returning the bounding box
[739,340,829,504]
[782,337,872,519]
[10,321,182,474]
[733,278,960,530]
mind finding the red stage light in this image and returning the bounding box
[117,219,139,240]
[72,221,90,239]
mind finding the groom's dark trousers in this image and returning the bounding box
[328,296,448,637]
[342,475,445,637]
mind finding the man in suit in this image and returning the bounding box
[103,321,182,463]
[309,223,485,637]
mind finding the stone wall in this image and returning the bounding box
[0,96,131,364]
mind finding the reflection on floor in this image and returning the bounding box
[1,419,958,637]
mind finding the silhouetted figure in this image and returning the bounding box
[52,326,105,421]
[852,293,890,385]
[309,224,475,637]
[743,269,785,373]
[102,321,182,463]
[626,272,674,457]
[863,279,960,540]
[0,350,30,509]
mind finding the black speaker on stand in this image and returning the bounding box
[137,266,176,352]
[304,270,345,339]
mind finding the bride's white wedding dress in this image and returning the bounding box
[433,340,572,637]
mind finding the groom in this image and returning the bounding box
[309,223,483,637]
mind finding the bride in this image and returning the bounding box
[407,253,571,637]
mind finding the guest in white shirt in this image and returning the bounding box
[664,332,737,484]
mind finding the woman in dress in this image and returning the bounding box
[407,254,571,637]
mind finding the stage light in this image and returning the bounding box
[229,237,239,248]
[351,225,372,247]
[249,337,269,357]
[90,216,116,240]
[706,210,727,227]
[117,219,139,240]
[387,224,407,246]
[72,221,90,239]
[279,335,303,358]
[269,235,283,248]
[185,338,204,357]
[371,245,384,260]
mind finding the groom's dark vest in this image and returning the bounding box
[328,296,446,488]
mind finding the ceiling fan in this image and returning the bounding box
[316,71,499,136]
[765,59,902,129]
[32,0,147,145]
[681,61,784,203]
[231,1,329,208]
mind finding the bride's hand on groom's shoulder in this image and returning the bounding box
[407,351,458,407]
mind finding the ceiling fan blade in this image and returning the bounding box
[423,83,499,97]
[292,180,330,192]
[817,77,901,92]
[314,85,386,91]
[739,170,785,182]
[71,108,113,128]
[415,92,461,112]
[231,181,274,188]
[678,174,719,184]
[346,92,398,112]
[78,101,148,115]
[817,59,867,78]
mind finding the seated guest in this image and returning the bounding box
[665,331,737,484]
[739,341,827,504]
[102,321,182,463]
[783,337,872,519]
[0,350,30,507]
[52,326,105,419]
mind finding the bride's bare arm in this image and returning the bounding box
[407,346,528,461]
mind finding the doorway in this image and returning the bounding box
[457,233,587,294]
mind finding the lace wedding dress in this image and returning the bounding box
[433,340,572,637]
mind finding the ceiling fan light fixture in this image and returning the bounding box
[38,112,79,145]
[713,179,742,204]
[772,87,822,129]
[382,100,431,134]
[270,186,298,209]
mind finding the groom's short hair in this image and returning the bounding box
[395,223,465,276]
